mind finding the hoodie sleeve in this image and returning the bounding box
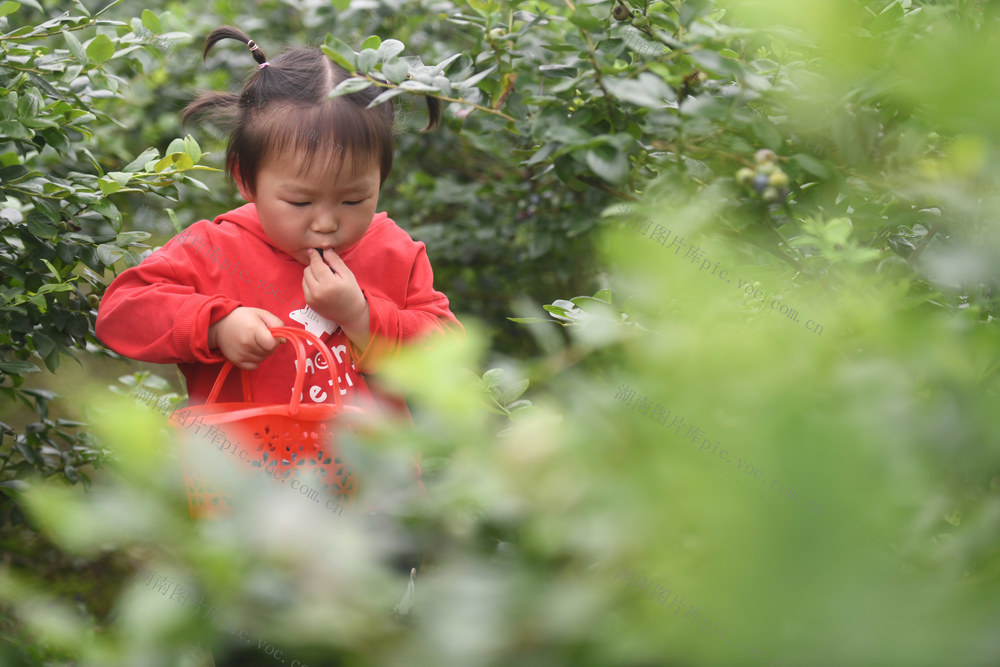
[95,228,242,364]
[351,242,462,373]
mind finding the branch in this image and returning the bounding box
[359,74,516,122]
[907,222,938,264]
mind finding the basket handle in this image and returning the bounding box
[204,326,347,416]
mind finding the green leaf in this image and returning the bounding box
[25,216,57,240]
[361,35,381,51]
[357,48,379,74]
[32,331,55,359]
[123,148,159,172]
[321,45,354,71]
[36,283,73,294]
[0,360,40,374]
[367,87,408,108]
[39,258,61,279]
[64,29,86,63]
[792,153,831,179]
[381,59,410,84]
[96,244,123,266]
[481,368,503,390]
[165,137,186,155]
[330,0,350,9]
[458,65,496,89]
[585,144,630,185]
[603,72,675,107]
[328,77,374,98]
[140,9,161,34]
[468,0,499,15]
[108,171,131,186]
[321,36,357,70]
[116,230,151,245]
[183,135,202,163]
[14,439,44,468]
[153,153,194,172]
[86,34,114,66]
[0,1,19,18]
[430,53,462,75]
[98,178,121,194]
[542,304,569,317]
[377,39,405,59]
[569,6,602,31]
[593,289,612,303]
[499,378,530,405]
[399,79,440,93]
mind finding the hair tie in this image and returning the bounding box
[259,62,269,69]
[247,39,260,52]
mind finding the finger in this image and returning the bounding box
[259,309,285,329]
[303,254,333,287]
[311,247,337,274]
[252,323,279,352]
[320,248,349,274]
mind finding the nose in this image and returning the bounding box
[311,210,338,234]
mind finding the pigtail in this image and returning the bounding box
[181,26,273,127]
[421,96,441,132]
[181,92,240,127]
[201,26,269,66]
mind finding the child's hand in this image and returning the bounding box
[208,307,284,370]
[303,248,370,345]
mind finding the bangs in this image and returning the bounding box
[231,99,394,195]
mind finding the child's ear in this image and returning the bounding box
[231,163,255,202]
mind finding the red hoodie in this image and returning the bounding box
[97,203,461,410]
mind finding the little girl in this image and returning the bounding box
[99,24,455,665]
[97,25,461,411]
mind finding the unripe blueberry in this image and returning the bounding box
[762,186,779,202]
[87,294,100,308]
[736,168,755,186]
[488,28,506,40]
[612,4,630,20]
[752,173,769,193]
[754,148,777,164]
[757,162,777,176]
[769,170,789,188]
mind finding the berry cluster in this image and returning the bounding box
[736,149,790,203]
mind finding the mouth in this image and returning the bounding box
[313,247,337,271]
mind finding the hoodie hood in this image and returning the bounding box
[212,203,273,247]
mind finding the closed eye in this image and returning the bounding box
[343,200,364,206]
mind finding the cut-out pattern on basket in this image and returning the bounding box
[180,417,356,518]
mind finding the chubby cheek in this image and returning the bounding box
[351,211,375,238]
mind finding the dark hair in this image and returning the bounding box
[182,26,441,196]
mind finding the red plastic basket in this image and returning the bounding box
[173,326,363,518]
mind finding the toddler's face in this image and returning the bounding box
[238,147,381,265]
